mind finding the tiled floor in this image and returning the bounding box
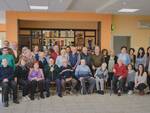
[0,93,150,113]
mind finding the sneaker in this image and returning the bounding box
[46,93,50,98]
[118,90,121,96]
[22,97,28,101]
[128,90,133,95]
[25,96,31,101]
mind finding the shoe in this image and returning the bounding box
[40,94,45,99]
[128,90,133,95]
[13,100,19,104]
[97,90,101,94]
[30,96,34,100]
[46,93,50,98]
[25,96,31,101]
[3,101,9,107]
[58,94,62,97]
[22,97,28,102]
[139,91,145,96]
[100,90,104,95]
[146,91,150,94]
[118,90,121,96]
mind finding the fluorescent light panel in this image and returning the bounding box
[30,5,48,10]
[118,8,139,13]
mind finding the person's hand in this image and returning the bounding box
[50,67,54,72]
[92,65,95,70]
[65,77,72,82]
[3,78,8,82]
[118,76,122,80]
[113,69,116,73]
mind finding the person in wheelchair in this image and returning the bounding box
[60,58,78,95]
[15,59,30,101]
[44,58,62,97]
[112,59,128,96]
[75,59,96,95]
[0,59,19,107]
[95,63,108,95]
[28,61,45,100]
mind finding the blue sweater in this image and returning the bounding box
[69,53,80,68]
[75,64,92,78]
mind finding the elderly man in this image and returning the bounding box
[0,59,19,107]
[75,59,95,95]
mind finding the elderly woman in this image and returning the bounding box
[28,61,45,100]
[113,59,128,96]
[56,49,68,67]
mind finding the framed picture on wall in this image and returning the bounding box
[85,37,95,50]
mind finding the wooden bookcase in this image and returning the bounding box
[18,28,96,50]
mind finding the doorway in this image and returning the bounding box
[113,36,131,54]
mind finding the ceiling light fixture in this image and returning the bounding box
[30,5,48,10]
[118,8,139,13]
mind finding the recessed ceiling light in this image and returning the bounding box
[30,5,48,10]
[118,8,139,13]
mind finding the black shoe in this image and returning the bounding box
[100,90,104,95]
[97,90,101,94]
[118,92,121,96]
[40,94,45,99]
[46,93,50,98]
[58,94,62,98]
[13,100,19,104]
[4,101,9,107]
[30,96,34,100]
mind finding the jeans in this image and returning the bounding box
[127,81,135,91]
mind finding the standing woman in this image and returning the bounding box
[145,46,150,93]
[136,47,146,70]
[129,48,136,69]
[135,64,147,95]
[101,49,109,63]
[28,61,45,100]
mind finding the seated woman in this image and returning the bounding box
[15,59,30,101]
[126,64,135,95]
[60,58,78,95]
[135,64,147,95]
[28,61,45,100]
[113,59,128,96]
[75,59,95,95]
[0,59,19,107]
[44,58,62,97]
[95,63,108,95]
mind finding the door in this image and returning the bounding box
[113,36,131,54]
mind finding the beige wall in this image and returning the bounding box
[112,15,150,51]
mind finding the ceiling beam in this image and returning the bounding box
[96,0,119,13]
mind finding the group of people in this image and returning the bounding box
[0,40,150,107]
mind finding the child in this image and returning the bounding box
[95,63,108,95]
[126,64,135,95]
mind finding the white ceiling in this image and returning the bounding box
[0,0,150,23]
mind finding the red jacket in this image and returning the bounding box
[113,64,127,78]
